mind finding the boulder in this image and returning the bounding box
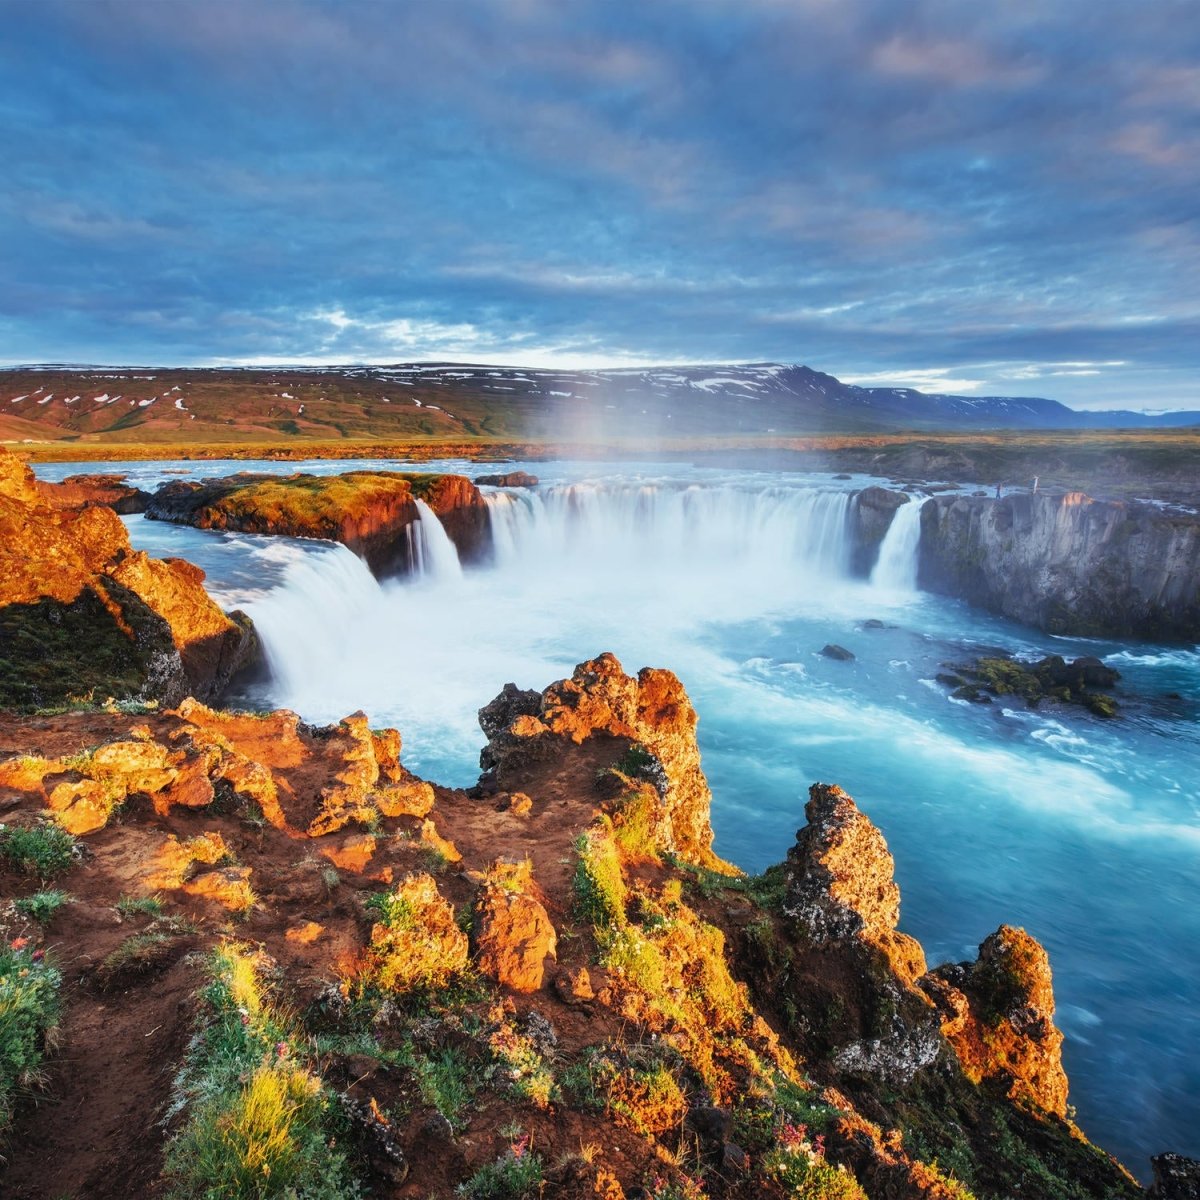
[475,471,538,488]
[474,858,557,992]
[820,643,856,661]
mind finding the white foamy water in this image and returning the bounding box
[870,497,924,592]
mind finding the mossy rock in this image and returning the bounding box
[0,582,181,712]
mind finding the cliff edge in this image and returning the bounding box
[0,449,255,710]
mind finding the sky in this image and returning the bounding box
[1,0,1198,410]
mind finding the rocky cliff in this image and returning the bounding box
[0,653,1165,1199]
[917,491,1200,640]
[145,469,491,577]
[0,449,254,710]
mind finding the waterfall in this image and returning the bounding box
[407,498,464,582]
[870,499,924,592]
[484,482,855,578]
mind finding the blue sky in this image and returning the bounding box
[1,0,1197,409]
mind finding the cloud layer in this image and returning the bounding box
[1,0,1197,409]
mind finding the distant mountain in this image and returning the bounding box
[0,362,1195,444]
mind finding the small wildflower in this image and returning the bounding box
[275,1041,289,1058]
[11,936,30,951]
[512,1133,531,1160]
[32,949,45,963]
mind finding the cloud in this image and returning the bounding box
[0,0,1196,408]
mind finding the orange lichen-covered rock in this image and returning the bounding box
[144,831,231,891]
[0,447,255,708]
[418,818,461,864]
[544,1158,626,1200]
[925,925,1069,1117]
[358,873,468,993]
[321,833,378,873]
[473,859,557,993]
[39,737,201,834]
[183,865,255,913]
[308,729,379,836]
[783,782,904,946]
[479,653,732,871]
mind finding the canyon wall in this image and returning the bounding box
[917,491,1200,640]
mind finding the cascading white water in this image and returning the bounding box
[870,499,924,592]
[484,482,856,577]
[407,498,465,582]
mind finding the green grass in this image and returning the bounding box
[362,889,415,930]
[117,894,165,919]
[0,824,78,879]
[0,939,62,1135]
[456,1144,544,1200]
[163,943,361,1200]
[571,826,627,930]
[11,889,70,924]
[0,583,177,712]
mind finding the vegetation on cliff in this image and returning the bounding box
[0,652,1155,1199]
[145,469,491,576]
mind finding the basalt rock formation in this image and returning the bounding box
[919,491,1200,640]
[0,449,255,710]
[938,653,1121,716]
[0,655,1160,1199]
[145,469,491,577]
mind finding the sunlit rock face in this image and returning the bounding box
[782,782,1070,1116]
[0,448,254,708]
[920,490,1200,639]
[34,472,152,513]
[925,925,1070,1118]
[477,651,731,872]
[144,469,491,577]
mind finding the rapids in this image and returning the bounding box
[33,456,1200,1176]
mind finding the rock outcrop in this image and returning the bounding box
[924,925,1069,1117]
[473,857,557,992]
[920,490,1200,639]
[475,470,538,488]
[478,652,732,872]
[0,448,255,710]
[35,473,152,513]
[145,469,491,577]
[781,784,1072,1121]
[0,672,1147,1199]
